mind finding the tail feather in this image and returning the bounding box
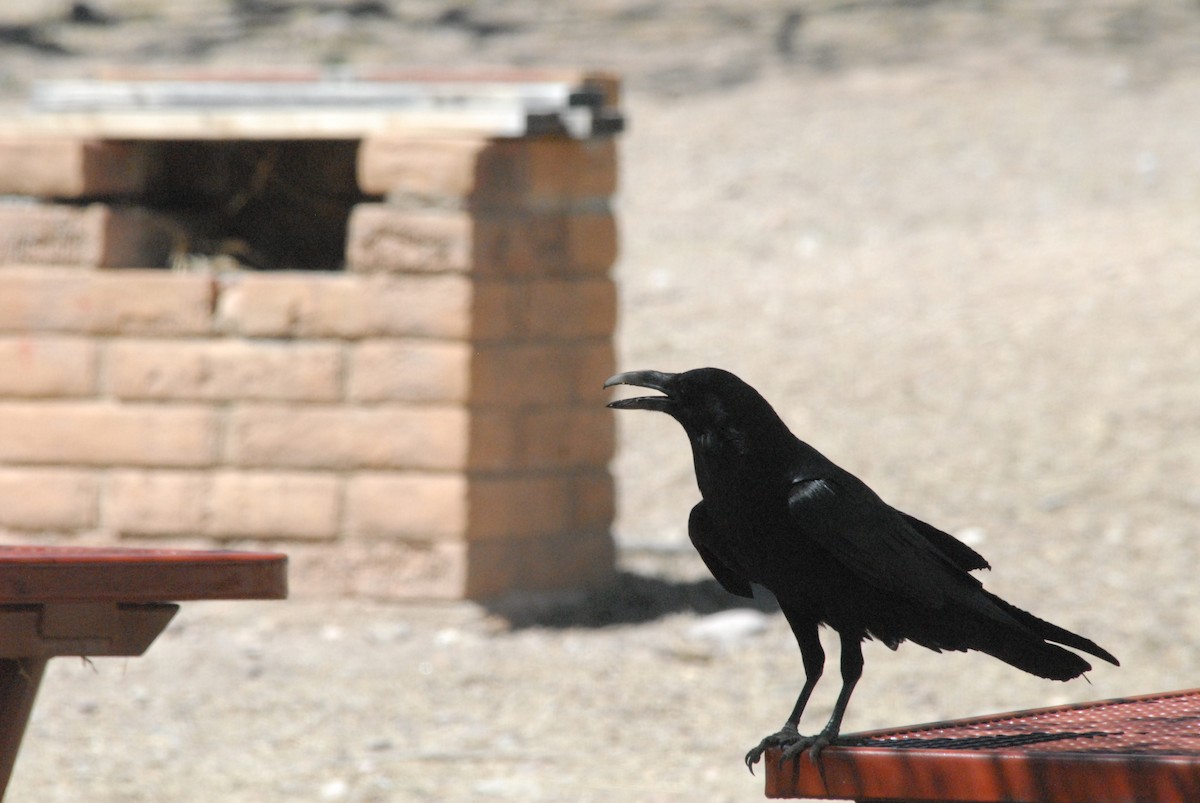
[909,591,1120,681]
[985,591,1120,667]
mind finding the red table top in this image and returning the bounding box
[0,546,287,603]
[767,688,1200,802]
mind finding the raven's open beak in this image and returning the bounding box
[604,370,676,411]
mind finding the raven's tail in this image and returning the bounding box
[972,592,1120,681]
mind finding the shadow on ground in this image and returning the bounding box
[487,570,780,630]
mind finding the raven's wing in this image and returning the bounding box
[689,501,755,598]
[898,510,990,572]
[788,477,982,609]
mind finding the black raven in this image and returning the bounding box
[604,367,1118,772]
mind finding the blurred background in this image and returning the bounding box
[2,1,1199,800]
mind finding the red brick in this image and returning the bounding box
[0,138,153,198]
[0,336,97,397]
[207,471,340,540]
[0,468,98,531]
[345,472,467,540]
[346,340,471,403]
[0,267,214,335]
[0,402,216,466]
[108,339,341,402]
[345,205,618,277]
[357,136,618,204]
[226,404,470,470]
[0,203,179,268]
[214,272,473,339]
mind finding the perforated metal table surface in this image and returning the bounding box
[766,688,1200,802]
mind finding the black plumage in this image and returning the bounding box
[605,367,1118,771]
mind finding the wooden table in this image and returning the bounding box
[766,688,1200,802]
[0,546,288,799]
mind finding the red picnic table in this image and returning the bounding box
[766,688,1200,802]
[0,545,288,799]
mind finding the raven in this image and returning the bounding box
[604,367,1118,772]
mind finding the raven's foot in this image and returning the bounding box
[744,725,804,775]
[745,727,841,774]
[780,727,837,765]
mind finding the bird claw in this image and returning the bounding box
[745,727,839,775]
[744,726,804,775]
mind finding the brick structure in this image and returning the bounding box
[0,75,621,598]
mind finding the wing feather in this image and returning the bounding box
[787,477,982,608]
[688,502,755,598]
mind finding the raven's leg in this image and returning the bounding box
[744,615,824,774]
[780,630,864,764]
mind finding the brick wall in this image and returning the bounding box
[0,129,619,599]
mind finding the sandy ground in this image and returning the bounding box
[2,2,1200,800]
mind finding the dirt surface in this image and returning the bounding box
[3,2,1200,801]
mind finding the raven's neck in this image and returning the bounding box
[685,411,798,502]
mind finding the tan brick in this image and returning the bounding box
[470,344,575,407]
[446,279,616,345]
[565,340,617,403]
[0,468,98,531]
[0,267,214,335]
[516,407,616,469]
[346,340,471,403]
[474,210,617,278]
[465,408,520,471]
[207,471,340,540]
[345,472,467,540]
[0,203,180,268]
[311,538,470,599]
[104,469,340,540]
[214,272,473,339]
[563,210,619,275]
[357,136,617,204]
[104,470,209,536]
[356,136,495,201]
[463,529,615,597]
[465,474,573,541]
[0,402,216,466]
[522,138,618,201]
[291,528,615,599]
[108,339,341,402]
[523,278,618,339]
[345,205,617,277]
[570,470,616,533]
[227,404,469,470]
[0,336,97,397]
[345,206,472,274]
[0,138,153,198]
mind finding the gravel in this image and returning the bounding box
[4,2,1200,801]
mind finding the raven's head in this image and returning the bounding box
[604,367,784,436]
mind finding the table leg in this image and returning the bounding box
[0,657,47,800]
